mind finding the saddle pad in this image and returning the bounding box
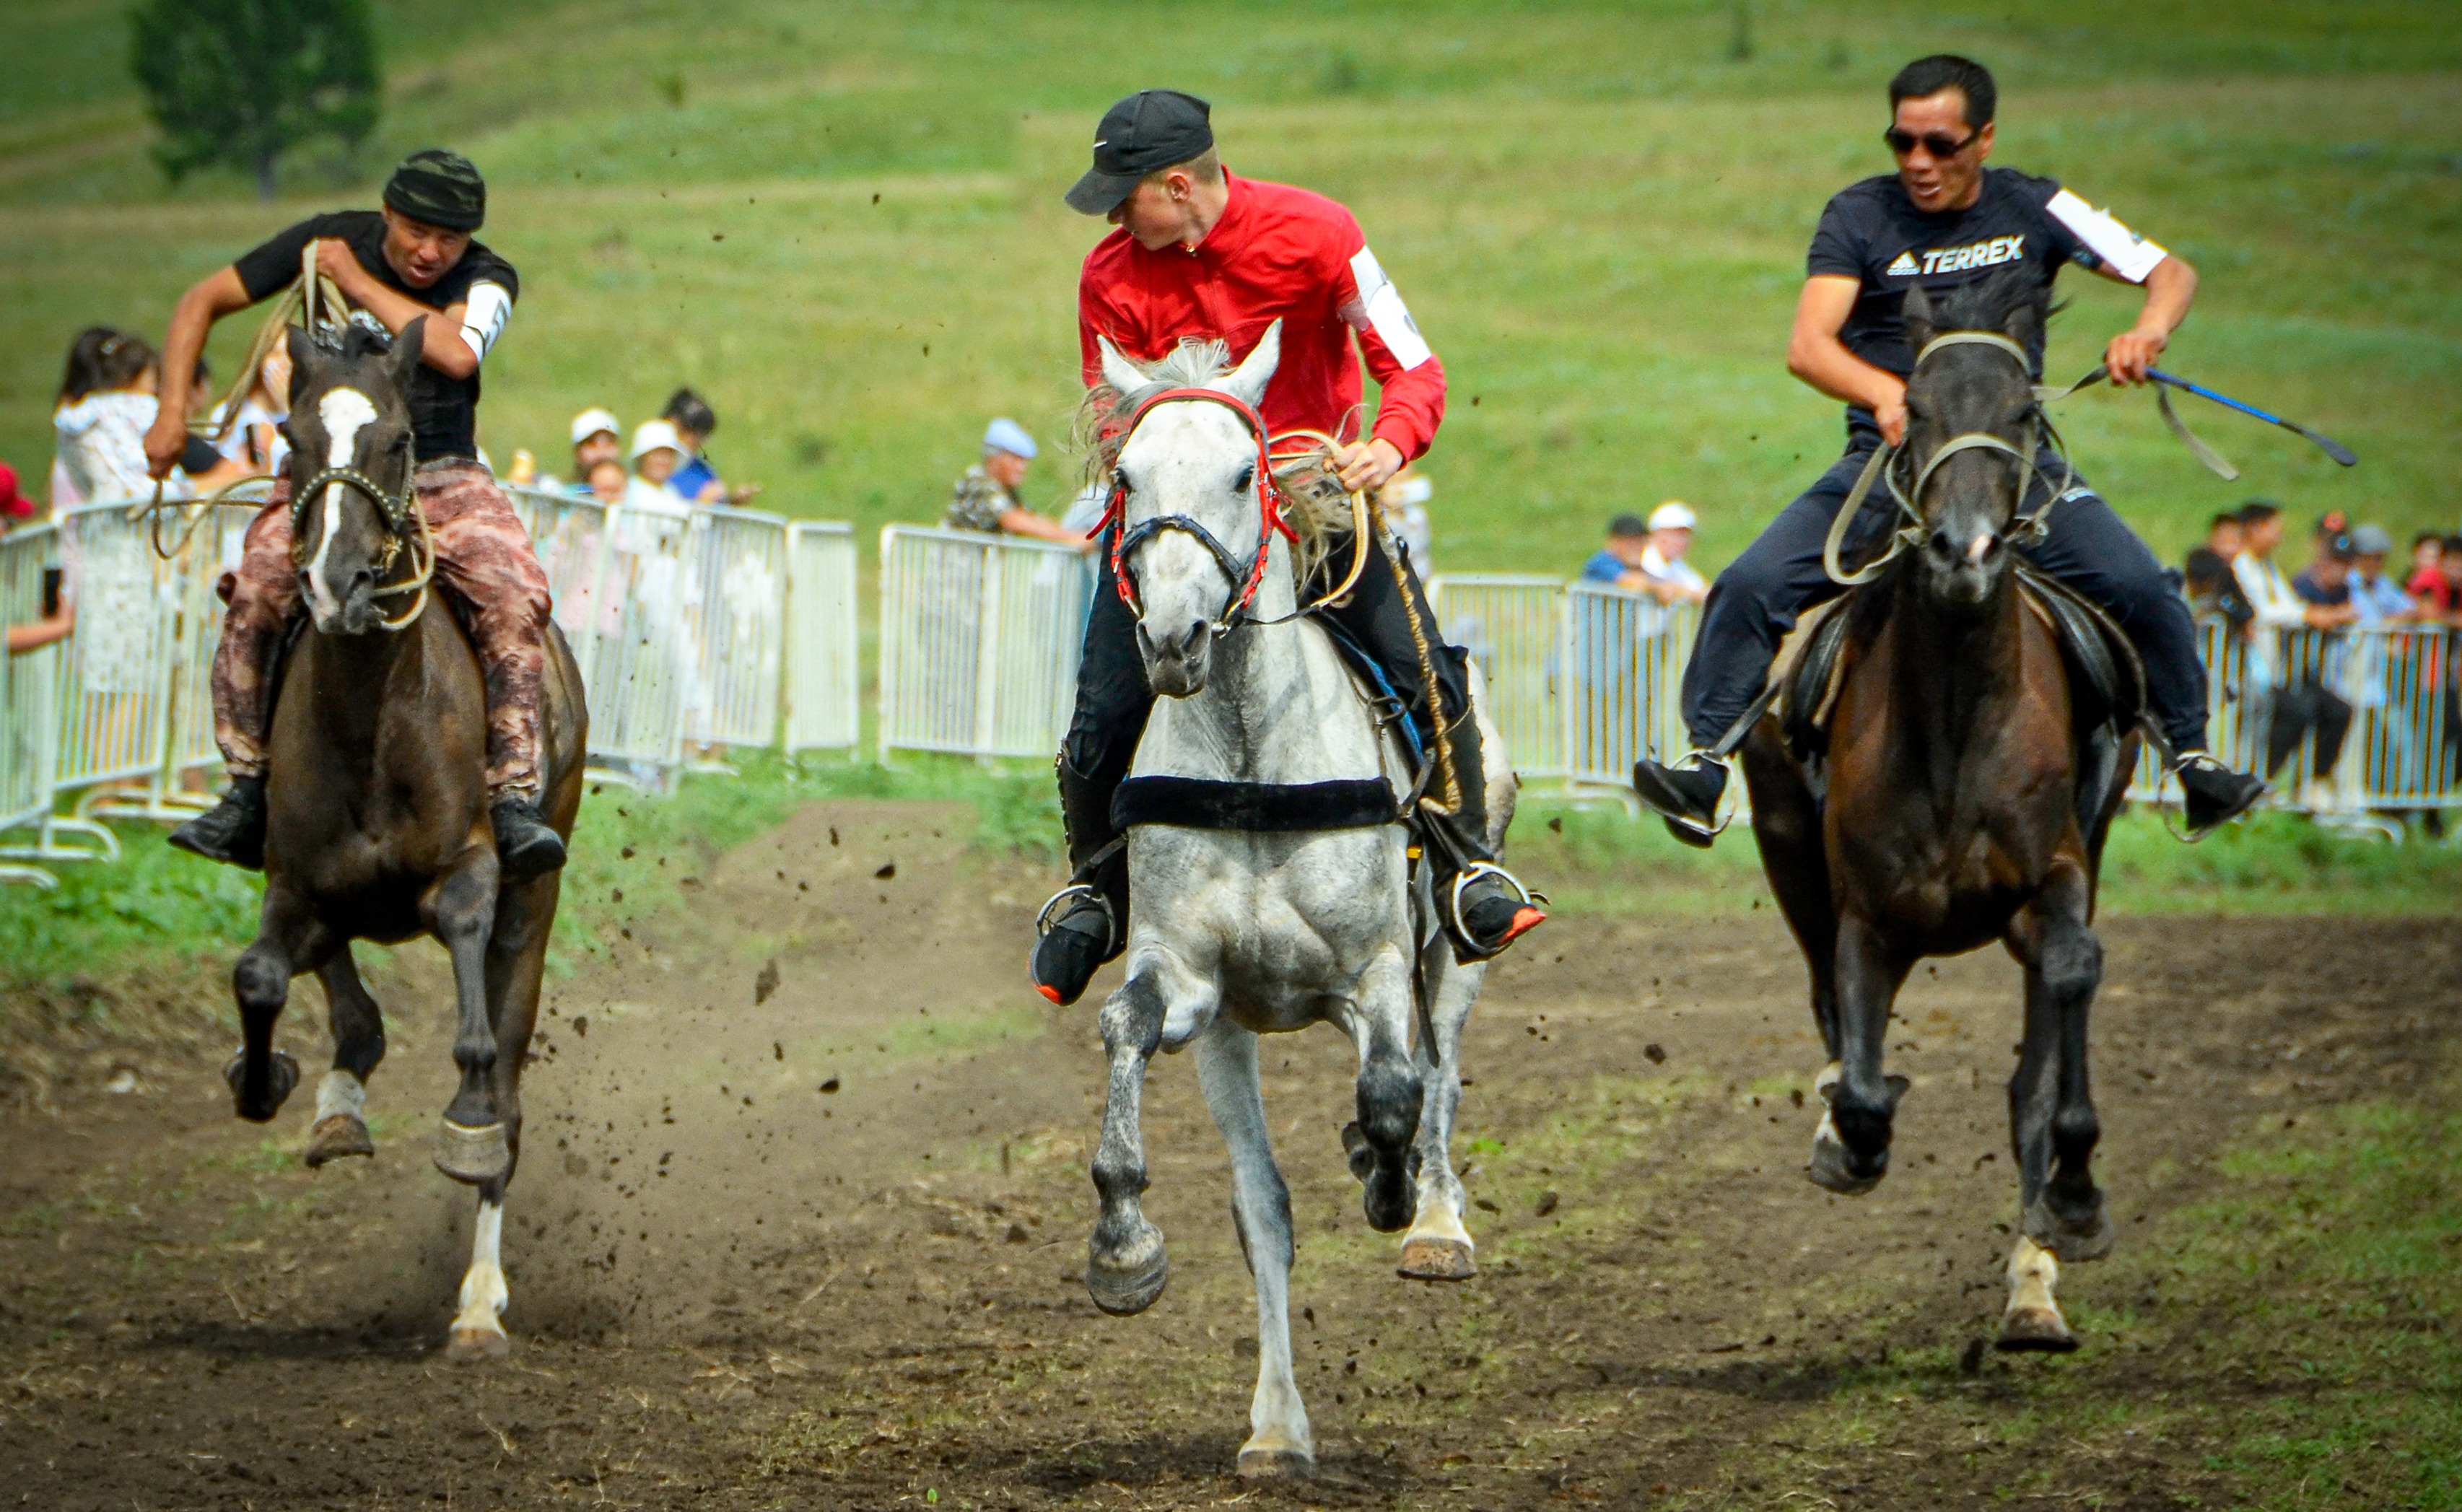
[1113,775,1400,833]
[1776,573,2144,763]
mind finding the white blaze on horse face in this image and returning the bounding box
[305,386,380,623]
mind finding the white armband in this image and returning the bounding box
[2046,189,2168,284]
[1345,247,1434,371]
[460,281,512,366]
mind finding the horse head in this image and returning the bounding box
[283,318,424,636]
[1898,269,2049,612]
[1096,321,1285,698]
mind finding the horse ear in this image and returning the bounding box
[1096,335,1145,400]
[389,316,427,391]
[1221,319,1282,408]
[284,325,316,403]
[1900,284,1939,356]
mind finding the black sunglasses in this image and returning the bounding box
[1883,126,1981,158]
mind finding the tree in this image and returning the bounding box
[130,0,380,201]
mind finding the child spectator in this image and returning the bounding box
[585,458,627,506]
[625,420,694,514]
[52,327,253,507]
[2411,533,2461,624]
[2346,525,2412,625]
[663,389,750,504]
[2183,512,2249,625]
[539,407,620,497]
[1583,506,1706,605]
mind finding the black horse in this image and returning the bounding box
[1742,268,2139,1352]
[225,319,585,1360]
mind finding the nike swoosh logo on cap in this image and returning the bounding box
[1093,139,1107,148]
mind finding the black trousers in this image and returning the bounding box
[1680,434,2214,756]
[1061,528,1487,865]
[2262,679,2353,782]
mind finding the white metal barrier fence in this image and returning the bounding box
[876,525,1094,761]
[1,486,862,883]
[1431,576,1699,798]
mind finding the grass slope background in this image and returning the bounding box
[1,0,2456,577]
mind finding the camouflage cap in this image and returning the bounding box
[383,149,486,231]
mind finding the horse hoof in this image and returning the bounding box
[2024,1196,2116,1263]
[225,1049,299,1123]
[1086,1221,1169,1316]
[1995,1306,2078,1353]
[304,1114,375,1168]
[1236,1447,1315,1481]
[1397,1236,1477,1281]
[1340,1120,1375,1183]
[1363,1173,1416,1234]
[433,1119,511,1185]
[1807,1124,1885,1196]
[445,1324,512,1363]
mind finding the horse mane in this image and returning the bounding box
[1915,263,2057,347]
[1073,337,1358,582]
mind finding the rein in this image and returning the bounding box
[1091,388,1371,632]
[1822,331,2077,587]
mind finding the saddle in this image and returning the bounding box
[1773,567,2145,824]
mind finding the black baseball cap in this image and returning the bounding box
[1065,89,1214,215]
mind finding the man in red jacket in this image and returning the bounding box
[1032,90,1544,1006]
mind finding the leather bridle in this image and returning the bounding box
[1094,385,1299,634]
[289,454,435,632]
[1823,331,2078,586]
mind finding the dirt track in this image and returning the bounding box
[1,798,2453,1510]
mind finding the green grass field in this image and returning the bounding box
[2,0,2456,579]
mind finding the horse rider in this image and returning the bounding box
[1631,54,2269,844]
[145,149,568,880]
[1031,89,1548,1007]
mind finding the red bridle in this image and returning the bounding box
[1090,386,1301,625]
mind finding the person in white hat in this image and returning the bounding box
[943,417,1089,548]
[625,419,694,515]
[1639,501,1710,606]
[545,406,621,497]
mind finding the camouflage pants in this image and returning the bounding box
[212,460,554,797]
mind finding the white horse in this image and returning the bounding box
[1081,325,1511,1480]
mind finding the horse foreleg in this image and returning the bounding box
[1347,946,1423,1234]
[1192,1020,1313,1480]
[227,888,328,1122]
[1397,942,1480,1281]
[1741,725,1841,1064]
[305,947,384,1167]
[447,1177,512,1362]
[1809,914,1909,1195]
[1086,966,1182,1316]
[424,849,509,1186]
[2011,864,2111,1263]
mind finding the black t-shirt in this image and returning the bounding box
[1807,167,2165,431]
[232,211,519,461]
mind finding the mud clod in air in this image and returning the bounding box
[755,959,781,1005]
[819,1077,840,1093]
[1643,1043,1666,1064]
[874,862,896,880]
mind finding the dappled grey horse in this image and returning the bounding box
[1080,325,1511,1479]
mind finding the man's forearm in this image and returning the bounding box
[157,281,232,420]
[2134,255,2196,339]
[341,278,478,378]
[1786,329,1901,413]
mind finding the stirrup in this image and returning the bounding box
[2163,750,2265,844]
[1447,861,1547,961]
[1652,748,1736,844]
[1034,882,1117,949]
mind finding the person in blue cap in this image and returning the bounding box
[943,418,1089,547]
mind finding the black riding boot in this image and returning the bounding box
[491,794,568,883]
[1421,702,1546,964]
[168,776,268,871]
[2174,751,2267,836]
[1031,758,1128,1005]
[1631,751,1729,848]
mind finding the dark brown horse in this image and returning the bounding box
[225,320,584,1360]
[1742,270,2138,1352]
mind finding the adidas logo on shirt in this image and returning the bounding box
[1894,235,2027,277]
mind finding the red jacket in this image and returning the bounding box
[1078,172,1446,460]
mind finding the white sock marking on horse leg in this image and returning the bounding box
[454,1199,509,1335]
[305,387,378,624]
[314,1068,366,1122]
[2004,1233,2061,1320]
